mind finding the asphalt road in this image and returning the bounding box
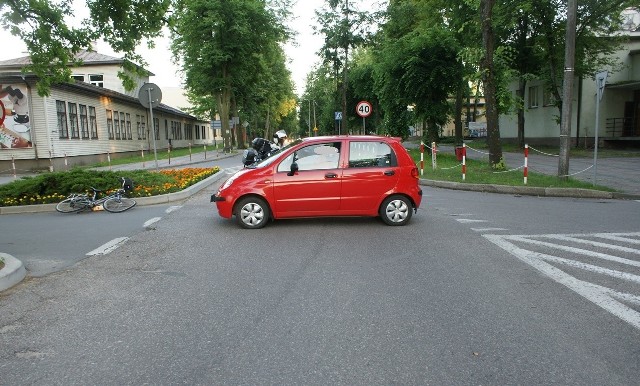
[1,181,639,384]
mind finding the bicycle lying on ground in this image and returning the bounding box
[56,177,137,213]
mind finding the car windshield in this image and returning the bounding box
[249,138,303,168]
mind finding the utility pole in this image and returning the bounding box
[558,0,578,180]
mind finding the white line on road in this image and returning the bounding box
[457,219,488,224]
[143,217,162,228]
[484,234,640,331]
[471,227,508,232]
[86,237,129,256]
[166,206,182,213]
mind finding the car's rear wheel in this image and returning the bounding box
[379,195,412,226]
[235,197,270,229]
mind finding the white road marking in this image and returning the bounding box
[166,206,182,213]
[143,217,162,228]
[86,237,129,256]
[508,235,640,267]
[592,232,640,245]
[471,227,508,232]
[484,233,640,330]
[539,234,640,254]
[456,219,488,224]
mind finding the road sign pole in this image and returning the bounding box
[147,87,159,171]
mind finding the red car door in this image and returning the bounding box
[340,140,400,214]
[272,141,343,217]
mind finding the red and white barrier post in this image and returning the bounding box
[11,156,16,179]
[462,143,467,181]
[107,151,112,170]
[204,144,207,159]
[431,141,437,170]
[141,145,145,168]
[524,144,529,185]
[64,152,68,170]
[420,142,425,176]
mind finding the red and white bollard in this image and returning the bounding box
[524,144,529,185]
[204,144,207,159]
[419,142,425,176]
[107,151,112,170]
[431,141,437,170]
[141,146,145,168]
[11,156,16,179]
[64,152,68,170]
[462,143,467,181]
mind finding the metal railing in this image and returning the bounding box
[605,117,638,137]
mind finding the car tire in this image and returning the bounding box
[235,197,270,229]
[379,195,412,226]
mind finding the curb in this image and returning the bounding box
[0,253,27,292]
[420,179,640,200]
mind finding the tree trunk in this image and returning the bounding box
[479,0,503,168]
[216,89,232,151]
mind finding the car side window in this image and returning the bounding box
[277,142,342,172]
[348,142,397,168]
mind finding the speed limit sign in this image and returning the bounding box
[356,100,372,118]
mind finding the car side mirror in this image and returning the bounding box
[287,162,299,176]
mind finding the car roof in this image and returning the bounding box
[300,135,402,143]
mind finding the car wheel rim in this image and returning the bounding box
[386,199,408,223]
[241,203,264,226]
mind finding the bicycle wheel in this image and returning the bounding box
[56,197,87,213]
[103,196,137,213]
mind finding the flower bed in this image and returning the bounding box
[0,167,220,207]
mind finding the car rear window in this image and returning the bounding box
[348,141,397,168]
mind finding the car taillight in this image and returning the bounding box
[411,167,419,179]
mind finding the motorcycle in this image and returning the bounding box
[242,137,281,167]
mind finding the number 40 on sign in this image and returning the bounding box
[356,100,372,118]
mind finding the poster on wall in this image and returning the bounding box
[0,84,32,149]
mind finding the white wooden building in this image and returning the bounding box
[0,50,216,172]
[499,10,640,147]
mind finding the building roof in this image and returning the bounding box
[0,50,153,75]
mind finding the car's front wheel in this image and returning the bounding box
[379,195,413,226]
[235,197,271,229]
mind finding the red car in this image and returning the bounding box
[211,135,423,229]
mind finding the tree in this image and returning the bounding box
[1,0,171,96]
[171,0,289,150]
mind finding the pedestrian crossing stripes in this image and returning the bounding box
[484,232,640,330]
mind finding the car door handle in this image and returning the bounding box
[384,170,395,176]
[325,173,338,178]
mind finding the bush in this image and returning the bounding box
[0,167,220,207]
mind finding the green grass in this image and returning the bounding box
[89,144,224,168]
[408,148,616,192]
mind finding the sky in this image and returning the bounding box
[0,1,326,97]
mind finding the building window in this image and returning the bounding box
[136,115,142,139]
[202,125,206,139]
[195,125,201,140]
[153,117,159,140]
[543,88,555,107]
[79,104,89,139]
[89,106,98,139]
[72,75,85,82]
[89,74,104,87]
[528,86,539,108]
[185,123,193,140]
[165,120,169,140]
[177,122,183,139]
[113,110,121,139]
[56,100,69,139]
[126,113,132,139]
[68,102,79,138]
[120,112,126,140]
[107,109,114,139]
